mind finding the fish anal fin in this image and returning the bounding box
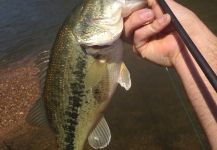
[26,98,49,128]
[88,117,111,149]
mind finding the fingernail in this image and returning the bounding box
[158,14,169,24]
[140,9,153,20]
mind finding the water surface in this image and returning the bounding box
[0,0,216,149]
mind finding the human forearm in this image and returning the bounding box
[173,14,217,148]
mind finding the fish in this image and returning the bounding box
[26,0,147,150]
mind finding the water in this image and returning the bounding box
[0,0,216,149]
[0,0,81,66]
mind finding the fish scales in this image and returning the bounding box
[44,16,81,149]
[43,13,109,149]
[63,54,87,149]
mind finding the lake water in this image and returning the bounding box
[0,0,216,149]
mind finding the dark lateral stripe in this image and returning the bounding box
[63,54,87,149]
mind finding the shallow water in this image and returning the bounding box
[0,0,216,149]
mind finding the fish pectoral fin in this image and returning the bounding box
[26,98,49,128]
[117,63,131,90]
[88,117,111,149]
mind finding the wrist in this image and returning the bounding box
[173,35,217,76]
[172,13,217,72]
[172,10,217,101]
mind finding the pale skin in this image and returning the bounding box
[123,0,217,148]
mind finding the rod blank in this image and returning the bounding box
[157,0,217,92]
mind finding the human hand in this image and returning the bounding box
[123,0,200,66]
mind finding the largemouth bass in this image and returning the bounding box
[27,0,147,150]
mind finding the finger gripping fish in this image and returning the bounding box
[26,0,146,150]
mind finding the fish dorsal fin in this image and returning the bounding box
[117,63,131,90]
[88,117,111,149]
[26,98,49,128]
[34,50,50,90]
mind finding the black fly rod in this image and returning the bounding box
[157,0,217,92]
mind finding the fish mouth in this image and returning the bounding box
[81,39,124,63]
[89,45,111,49]
[120,0,148,17]
[81,44,111,60]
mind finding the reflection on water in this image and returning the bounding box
[0,0,216,149]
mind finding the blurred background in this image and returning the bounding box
[0,0,216,149]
